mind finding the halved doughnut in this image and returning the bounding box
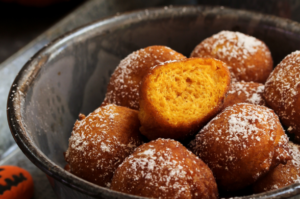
[139,58,231,141]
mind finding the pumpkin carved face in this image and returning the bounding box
[0,166,33,199]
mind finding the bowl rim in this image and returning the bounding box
[7,5,300,199]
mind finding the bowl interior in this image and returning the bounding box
[9,6,300,198]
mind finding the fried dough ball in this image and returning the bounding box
[221,82,265,111]
[139,58,231,141]
[111,139,218,199]
[103,46,186,110]
[253,142,300,193]
[65,104,143,188]
[264,51,300,142]
[189,103,291,192]
[191,31,273,83]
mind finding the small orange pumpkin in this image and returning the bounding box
[0,166,33,199]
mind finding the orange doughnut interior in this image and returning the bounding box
[143,58,230,125]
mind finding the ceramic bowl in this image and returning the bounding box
[7,6,300,199]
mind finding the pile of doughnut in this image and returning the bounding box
[64,30,300,198]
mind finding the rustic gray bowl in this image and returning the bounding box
[7,6,300,199]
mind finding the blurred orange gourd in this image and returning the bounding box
[0,166,33,199]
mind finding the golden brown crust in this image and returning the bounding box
[103,46,186,110]
[191,31,273,83]
[189,103,290,192]
[253,142,300,193]
[111,139,219,199]
[139,58,231,141]
[221,81,265,111]
[65,104,143,188]
[264,51,300,142]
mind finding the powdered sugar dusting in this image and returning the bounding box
[221,104,276,149]
[264,51,300,132]
[191,31,272,82]
[254,142,300,192]
[197,103,277,151]
[210,31,262,59]
[225,82,265,107]
[104,46,185,110]
[248,91,263,104]
[65,104,143,187]
[190,103,290,190]
[112,139,217,198]
[289,142,300,170]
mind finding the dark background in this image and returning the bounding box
[0,0,85,63]
[1,0,300,64]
